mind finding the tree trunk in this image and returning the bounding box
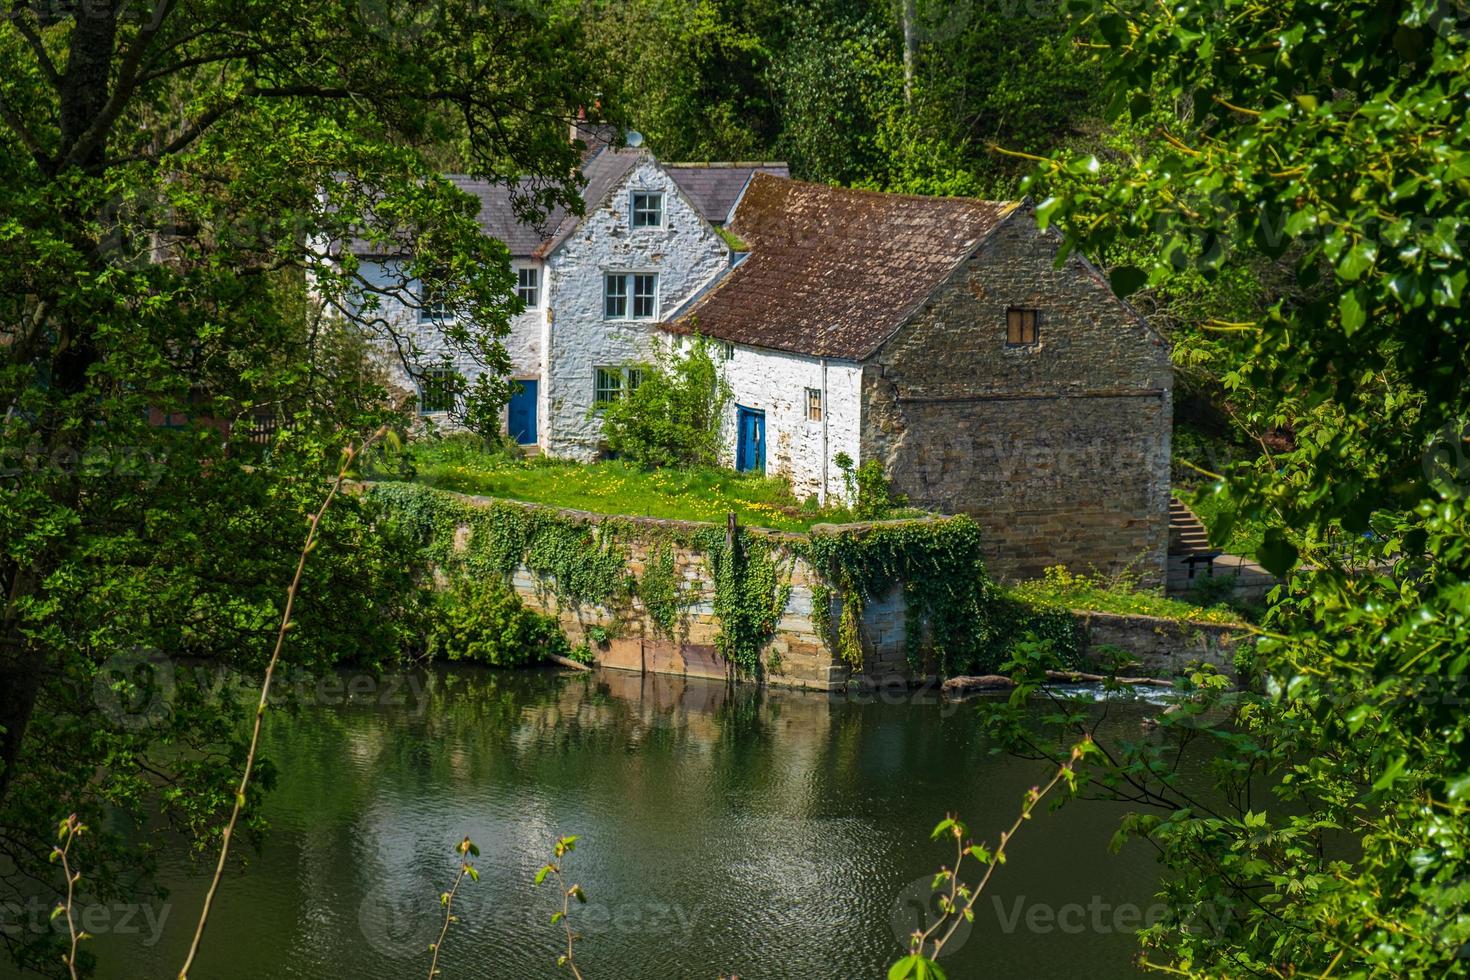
[900,0,917,107]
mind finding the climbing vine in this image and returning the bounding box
[637,542,681,638]
[798,517,1081,675]
[365,482,633,608]
[696,525,792,676]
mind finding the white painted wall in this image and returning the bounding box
[711,341,863,504]
[349,257,546,432]
[543,155,731,459]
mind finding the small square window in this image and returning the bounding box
[604,274,627,318]
[718,341,734,361]
[516,266,540,308]
[417,363,456,414]
[1007,308,1039,346]
[594,366,623,406]
[631,273,658,319]
[631,192,664,228]
[627,367,645,392]
[806,387,823,422]
[418,274,451,322]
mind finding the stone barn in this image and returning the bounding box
[673,175,1172,585]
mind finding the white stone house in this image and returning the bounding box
[344,141,1171,583]
[345,141,788,460]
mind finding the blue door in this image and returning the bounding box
[507,380,538,445]
[735,406,765,473]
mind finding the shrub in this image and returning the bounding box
[834,452,907,520]
[426,576,571,666]
[598,337,731,467]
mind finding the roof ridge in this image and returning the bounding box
[666,161,789,169]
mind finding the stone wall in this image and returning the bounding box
[1075,610,1247,678]
[861,204,1173,587]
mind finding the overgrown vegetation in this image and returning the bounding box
[426,576,571,666]
[598,338,732,468]
[1008,566,1245,627]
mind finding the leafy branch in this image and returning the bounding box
[535,835,587,979]
[889,744,1089,979]
[428,836,481,979]
[49,814,87,980]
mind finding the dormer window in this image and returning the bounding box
[631,191,664,228]
[1006,307,1039,347]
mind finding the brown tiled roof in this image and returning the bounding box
[672,175,1018,360]
[666,163,790,224]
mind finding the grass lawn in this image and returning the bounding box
[395,435,916,532]
[1008,566,1247,625]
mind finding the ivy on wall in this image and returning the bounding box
[366,482,633,608]
[798,517,1081,675]
[638,542,681,638]
[367,482,1077,681]
[696,525,793,676]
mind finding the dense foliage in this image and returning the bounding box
[972,0,1470,976]
[597,338,732,469]
[426,576,571,667]
[0,1,599,971]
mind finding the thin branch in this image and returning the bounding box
[49,814,86,980]
[427,836,479,979]
[176,427,386,979]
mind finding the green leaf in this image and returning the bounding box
[1109,265,1148,298]
[1257,529,1299,577]
[1339,288,1368,335]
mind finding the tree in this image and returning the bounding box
[986,0,1470,974]
[0,1,600,971]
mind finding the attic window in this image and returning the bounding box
[1006,308,1039,347]
[631,191,664,228]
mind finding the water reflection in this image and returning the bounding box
[63,666,1192,980]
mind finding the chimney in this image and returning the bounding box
[569,104,620,161]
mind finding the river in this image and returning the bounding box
[45,666,1197,979]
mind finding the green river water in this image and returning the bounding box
[12,666,1201,979]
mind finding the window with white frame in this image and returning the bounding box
[516,266,540,308]
[593,366,645,408]
[717,341,734,361]
[418,273,450,322]
[593,366,623,406]
[632,273,657,319]
[604,273,658,320]
[417,363,456,413]
[806,387,823,422]
[631,191,664,228]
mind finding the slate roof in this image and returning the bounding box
[445,148,642,259]
[665,162,791,224]
[671,175,1018,361]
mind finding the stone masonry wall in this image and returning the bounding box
[861,204,1173,586]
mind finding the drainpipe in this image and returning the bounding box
[819,358,829,507]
